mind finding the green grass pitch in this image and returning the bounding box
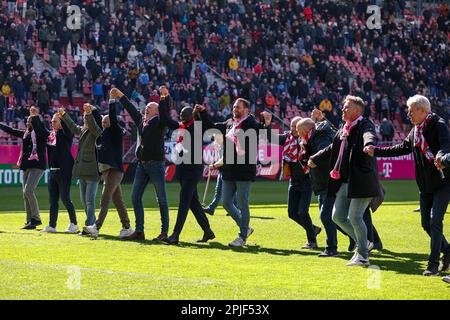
[0,180,449,299]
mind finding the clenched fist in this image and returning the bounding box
[83,103,93,114]
[363,145,375,157]
[110,88,124,99]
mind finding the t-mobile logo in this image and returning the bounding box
[382,163,393,178]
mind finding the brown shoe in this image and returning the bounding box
[152,233,168,241]
[123,231,145,241]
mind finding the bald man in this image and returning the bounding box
[297,117,337,256]
[277,116,321,249]
[111,87,179,241]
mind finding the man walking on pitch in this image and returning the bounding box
[365,95,450,276]
[162,95,216,245]
[111,86,177,241]
[276,116,322,249]
[83,101,134,238]
[309,96,381,267]
[202,99,272,247]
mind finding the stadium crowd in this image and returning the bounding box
[0,0,448,144]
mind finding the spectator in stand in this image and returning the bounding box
[380,118,395,143]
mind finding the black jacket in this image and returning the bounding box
[47,120,74,178]
[0,116,49,171]
[203,114,271,181]
[374,113,450,193]
[304,121,336,195]
[310,118,381,198]
[94,101,126,172]
[120,95,178,162]
[171,110,210,175]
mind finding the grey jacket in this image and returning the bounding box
[61,112,100,181]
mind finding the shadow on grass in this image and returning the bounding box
[365,249,431,275]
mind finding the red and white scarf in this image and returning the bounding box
[17,128,39,166]
[225,115,248,156]
[47,130,57,146]
[282,132,300,163]
[175,119,194,154]
[330,116,363,180]
[414,113,434,162]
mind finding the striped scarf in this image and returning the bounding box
[17,128,39,166]
[175,119,194,155]
[225,115,248,156]
[282,132,300,163]
[47,130,57,146]
[414,113,434,162]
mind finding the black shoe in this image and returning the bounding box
[31,218,42,227]
[78,230,90,236]
[203,207,214,216]
[348,237,356,252]
[318,249,338,257]
[314,225,322,236]
[152,232,167,242]
[441,250,450,272]
[423,262,439,276]
[22,222,36,230]
[163,233,179,245]
[197,230,215,243]
[370,241,383,252]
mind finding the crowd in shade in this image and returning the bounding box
[0,0,448,142]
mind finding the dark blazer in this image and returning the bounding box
[374,113,450,193]
[304,121,336,195]
[120,94,178,162]
[203,113,271,181]
[0,116,49,171]
[310,118,381,198]
[47,120,74,178]
[94,101,127,172]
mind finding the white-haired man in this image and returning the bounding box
[365,95,450,276]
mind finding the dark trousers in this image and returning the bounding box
[318,192,338,251]
[288,180,316,243]
[48,171,77,228]
[173,166,211,235]
[420,182,450,265]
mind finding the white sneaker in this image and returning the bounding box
[65,223,79,234]
[347,253,370,267]
[442,276,450,284]
[118,227,134,238]
[83,225,99,237]
[40,225,57,233]
[229,237,246,247]
[247,227,254,238]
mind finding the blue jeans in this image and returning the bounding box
[420,182,450,265]
[288,180,315,243]
[132,161,169,233]
[206,172,237,213]
[318,192,337,251]
[48,171,77,228]
[332,183,372,259]
[79,179,98,226]
[222,180,251,241]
